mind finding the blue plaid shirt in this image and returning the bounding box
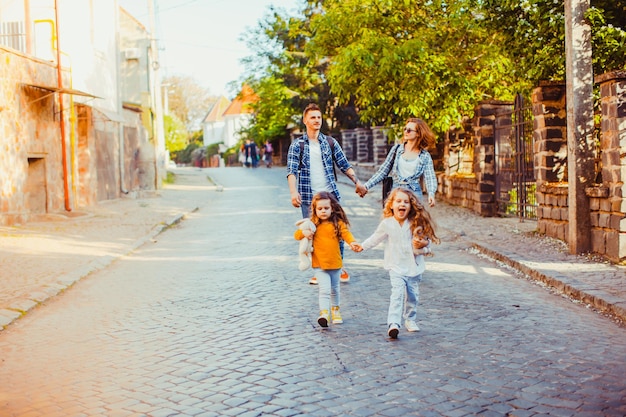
[286,132,353,208]
[364,143,437,199]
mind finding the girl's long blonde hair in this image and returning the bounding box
[310,191,350,239]
[383,187,440,244]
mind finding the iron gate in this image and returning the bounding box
[494,94,537,220]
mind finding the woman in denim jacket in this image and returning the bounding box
[356,118,437,207]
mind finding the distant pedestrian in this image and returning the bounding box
[360,187,439,339]
[294,191,362,328]
[356,118,437,207]
[244,139,259,168]
[263,140,273,168]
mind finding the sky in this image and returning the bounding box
[119,0,300,98]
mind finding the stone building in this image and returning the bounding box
[0,1,164,226]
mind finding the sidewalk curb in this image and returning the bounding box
[0,211,193,330]
[472,243,626,323]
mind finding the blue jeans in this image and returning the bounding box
[301,204,345,259]
[387,271,422,326]
[314,268,341,312]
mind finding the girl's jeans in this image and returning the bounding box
[387,271,422,326]
[314,268,341,312]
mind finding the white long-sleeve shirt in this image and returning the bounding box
[361,217,425,277]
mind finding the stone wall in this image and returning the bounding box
[1,47,66,225]
[593,71,626,260]
[0,46,155,226]
[286,74,626,261]
[533,72,626,261]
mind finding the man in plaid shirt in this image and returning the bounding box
[287,103,362,283]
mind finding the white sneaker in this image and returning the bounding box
[388,323,399,339]
[405,320,420,332]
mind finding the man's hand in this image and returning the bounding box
[291,192,302,208]
[355,183,368,197]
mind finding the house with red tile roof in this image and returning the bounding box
[202,84,258,149]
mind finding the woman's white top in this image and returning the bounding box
[398,155,419,179]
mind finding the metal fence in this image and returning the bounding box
[494,93,537,220]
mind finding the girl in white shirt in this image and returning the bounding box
[361,187,439,339]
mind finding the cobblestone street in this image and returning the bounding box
[0,167,624,416]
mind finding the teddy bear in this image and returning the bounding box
[295,218,316,270]
[412,225,434,257]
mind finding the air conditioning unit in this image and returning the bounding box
[123,48,140,60]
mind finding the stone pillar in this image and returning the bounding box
[371,126,392,165]
[355,127,372,163]
[339,129,357,161]
[532,82,568,185]
[472,101,512,216]
[596,70,626,260]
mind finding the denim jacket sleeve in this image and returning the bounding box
[364,144,399,191]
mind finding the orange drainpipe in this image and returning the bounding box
[54,0,71,211]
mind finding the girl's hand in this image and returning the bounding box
[350,242,363,252]
[302,229,314,239]
[412,237,429,250]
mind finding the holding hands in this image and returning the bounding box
[349,242,363,252]
[355,182,368,197]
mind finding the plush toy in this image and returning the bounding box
[412,226,434,257]
[295,218,316,270]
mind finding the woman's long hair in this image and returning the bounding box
[310,191,350,239]
[383,187,440,244]
[405,118,436,151]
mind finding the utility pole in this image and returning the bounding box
[148,0,166,185]
[565,0,595,254]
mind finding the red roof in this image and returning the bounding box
[223,84,258,116]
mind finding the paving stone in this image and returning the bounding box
[0,167,624,416]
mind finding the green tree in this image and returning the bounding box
[164,113,188,156]
[307,0,518,133]
[241,76,298,144]
[163,75,216,132]
[240,3,357,135]
[481,0,625,84]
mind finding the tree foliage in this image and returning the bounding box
[240,0,625,137]
[240,3,358,137]
[163,75,216,132]
[163,113,188,155]
[307,0,519,133]
[240,75,298,144]
[481,0,625,85]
